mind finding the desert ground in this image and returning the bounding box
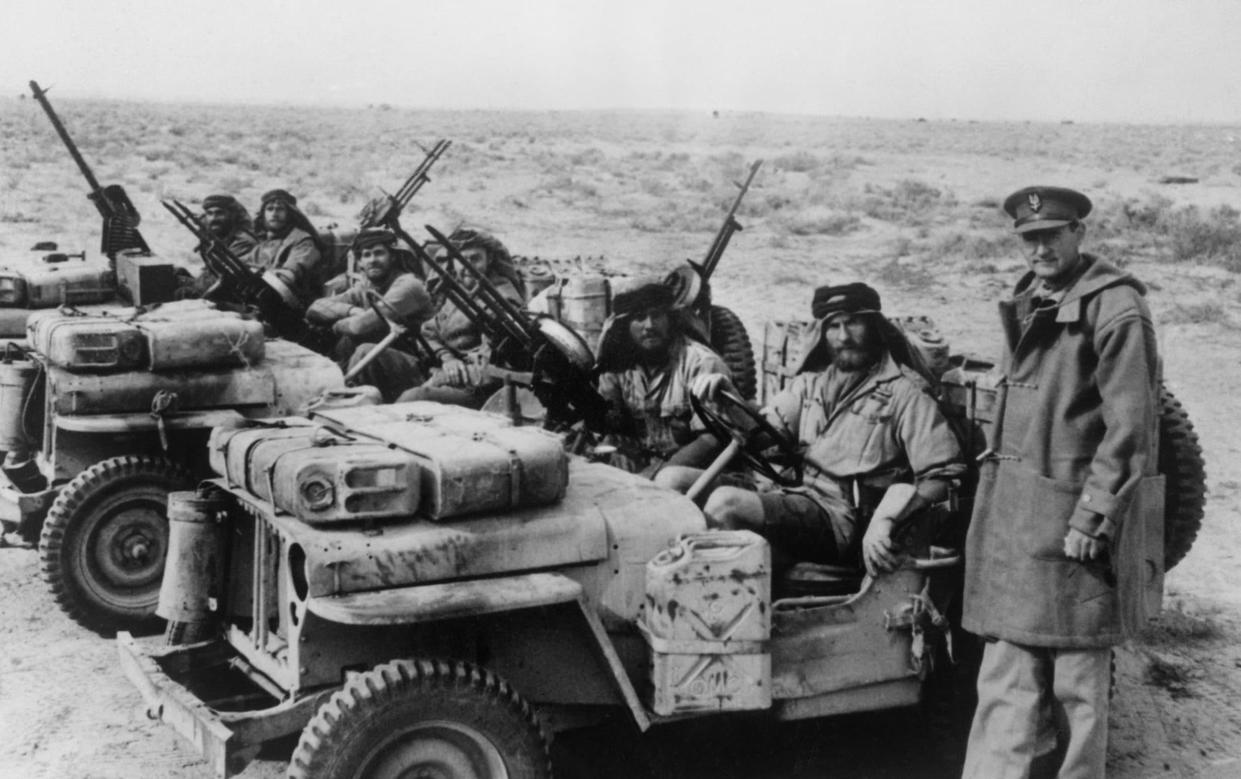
[1,97,1240,778]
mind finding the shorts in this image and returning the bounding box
[756,486,856,564]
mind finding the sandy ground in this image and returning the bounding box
[2,104,1241,777]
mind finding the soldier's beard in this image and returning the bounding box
[833,342,882,372]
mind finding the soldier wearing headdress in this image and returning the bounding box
[665,282,964,573]
[306,228,433,399]
[247,188,329,309]
[175,193,258,299]
[396,228,527,408]
[593,276,733,476]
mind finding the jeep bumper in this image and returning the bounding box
[0,477,57,538]
[116,632,331,779]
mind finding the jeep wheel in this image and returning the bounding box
[39,455,192,635]
[1159,387,1206,571]
[290,659,552,779]
[708,305,757,401]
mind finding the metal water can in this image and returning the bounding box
[157,490,228,624]
[642,530,772,715]
[0,346,38,451]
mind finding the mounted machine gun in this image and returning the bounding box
[162,199,313,346]
[665,159,763,398]
[29,81,151,264]
[395,223,607,431]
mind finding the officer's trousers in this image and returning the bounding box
[962,639,1111,779]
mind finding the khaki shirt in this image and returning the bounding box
[765,353,964,512]
[598,335,730,459]
[305,271,432,340]
[248,227,323,306]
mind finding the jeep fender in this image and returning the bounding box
[305,571,651,731]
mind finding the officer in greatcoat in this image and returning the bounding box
[962,187,1164,778]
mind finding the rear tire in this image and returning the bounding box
[38,455,192,635]
[708,305,757,401]
[1159,387,1206,571]
[290,658,552,779]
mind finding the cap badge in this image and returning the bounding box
[1028,192,1042,212]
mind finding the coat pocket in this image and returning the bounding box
[990,466,1082,560]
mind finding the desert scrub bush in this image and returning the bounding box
[1166,204,1241,269]
[772,151,820,173]
[1160,302,1231,326]
[568,147,606,167]
[531,175,599,202]
[854,179,958,224]
[874,256,935,289]
[929,231,1010,262]
[777,206,861,237]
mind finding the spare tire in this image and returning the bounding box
[708,305,757,401]
[1159,386,1206,571]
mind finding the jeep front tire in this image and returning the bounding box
[290,658,552,779]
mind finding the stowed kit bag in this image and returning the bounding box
[211,403,569,524]
[28,300,265,373]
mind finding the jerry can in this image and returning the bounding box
[641,530,772,716]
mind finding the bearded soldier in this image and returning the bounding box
[593,277,733,477]
[247,188,328,309]
[665,283,964,573]
[175,193,257,299]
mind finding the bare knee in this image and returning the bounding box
[703,487,762,531]
[653,465,701,492]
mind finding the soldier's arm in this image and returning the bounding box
[893,385,967,507]
[1068,293,1160,540]
[334,276,433,339]
[306,288,357,327]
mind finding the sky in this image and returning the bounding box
[6,0,1241,123]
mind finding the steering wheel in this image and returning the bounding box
[341,290,414,384]
[690,389,803,487]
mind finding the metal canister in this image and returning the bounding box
[156,490,228,624]
[0,346,38,452]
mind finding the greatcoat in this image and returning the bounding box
[962,254,1164,648]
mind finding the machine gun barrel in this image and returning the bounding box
[422,225,540,346]
[392,225,529,353]
[29,80,151,259]
[353,139,452,245]
[390,139,451,212]
[420,225,608,431]
[161,200,258,295]
[700,159,762,281]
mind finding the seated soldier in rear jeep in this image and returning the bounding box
[594,277,734,478]
[305,228,433,400]
[397,228,527,409]
[658,283,965,574]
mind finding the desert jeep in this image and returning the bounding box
[117,389,999,779]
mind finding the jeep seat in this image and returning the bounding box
[778,561,866,598]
